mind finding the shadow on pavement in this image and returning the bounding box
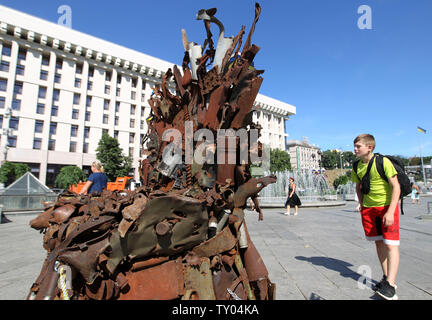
[296,256,383,300]
[295,256,364,283]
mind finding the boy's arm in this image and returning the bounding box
[383,175,400,227]
[355,182,362,211]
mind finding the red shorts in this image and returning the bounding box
[360,205,400,246]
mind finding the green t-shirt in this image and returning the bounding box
[351,155,397,208]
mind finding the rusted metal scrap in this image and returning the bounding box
[27,2,276,300]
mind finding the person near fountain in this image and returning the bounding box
[410,182,421,204]
[351,134,400,300]
[79,160,108,195]
[284,177,301,215]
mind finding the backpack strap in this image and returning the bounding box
[353,159,360,179]
[374,153,388,183]
[358,155,376,194]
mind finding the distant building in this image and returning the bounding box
[286,139,322,171]
[0,5,296,186]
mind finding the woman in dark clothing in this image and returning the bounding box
[80,160,108,195]
[284,177,301,215]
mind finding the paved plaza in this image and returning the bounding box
[1,197,432,300]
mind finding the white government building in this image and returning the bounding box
[0,5,296,186]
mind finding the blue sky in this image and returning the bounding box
[2,0,431,158]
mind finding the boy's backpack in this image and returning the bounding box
[353,153,411,215]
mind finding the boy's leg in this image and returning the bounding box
[375,240,388,277]
[381,205,400,286]
[385,244,399,286]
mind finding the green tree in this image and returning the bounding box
[270,148,291,173]
[342,151,357,168]
[54,166,87,189]
[96,133,132,181]
[322,150,339,169]
[333,170,352,189]
[0,161,30,186]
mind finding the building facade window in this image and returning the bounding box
[38,86,47,99]
[12,99,21,111]
[48,139,55,151]
[72,109,79,119]
[0,60,9,72]
[0,96,5,108]
[85,111,90,121]
[1,43,11,56]
[18,48,27,61]
[40,70,48,80]
[73,93,80,105]
[76,63,83,74]
[33,138,42,150]
[103,114,109,124]
[54,73,61,83]
[56,59,63,70]
[104,85,110,94]
[51,106,58,117]
[83,142,89,154]
[104,99,109,110]
[50,122,57,135]
[36,103,45,114]
[71,125,78,137]
[35,120,44,133]
[53,89,60,102]
[42,54,50,66]
[9,117,19,130]
[14,82,23,94]
[16,64,25,75]
[74,78,81,88]
[84,126,90,139]
[0,78,7,92]
[69,141,77,152]
[8,136,17,147]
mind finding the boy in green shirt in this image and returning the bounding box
[351,134,401,300]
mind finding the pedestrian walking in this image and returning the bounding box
[284,177,301,216]
[79,160,108,195]
[410,182,421,204]
[352,134,401,300]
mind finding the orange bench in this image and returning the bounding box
[69,176,133,193]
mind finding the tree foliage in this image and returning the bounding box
[0,161,30,186]
[54,166,87,189]
[321,150,339,169]
[333,173,350,189]
[270,148,291,173]
[96,133,133,181]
